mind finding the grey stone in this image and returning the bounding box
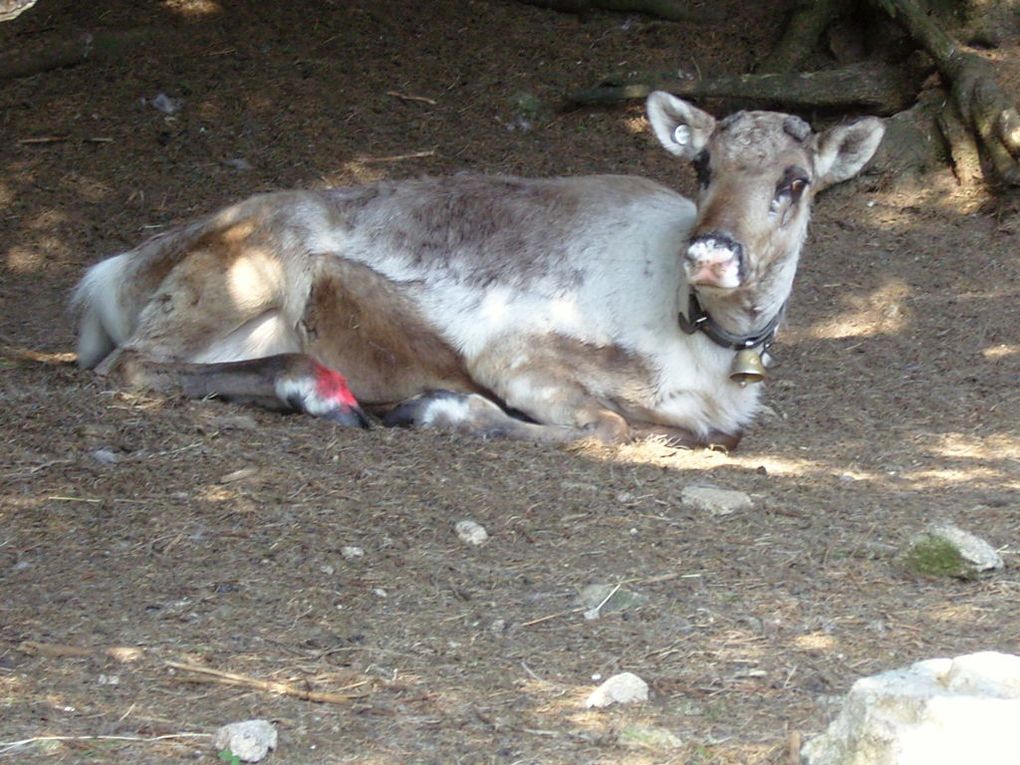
[212,719,277,763]
[680,485,753,516]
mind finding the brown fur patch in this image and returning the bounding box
[300,256,482,406]
[124,216,287,359]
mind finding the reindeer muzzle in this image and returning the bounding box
[685,233,744,289]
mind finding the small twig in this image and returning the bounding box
[357,149,437,165]
[518,606,586,628]
[17,135,69,145]
[387,90,437,106]
[18,641,144,662]
[787,730,802,765]
[166,661,366,705]
[0,733,210,757]
[584,581,623,619]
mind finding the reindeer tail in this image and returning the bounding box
[70,253,136,369]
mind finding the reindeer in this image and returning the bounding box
[71,93,884,448]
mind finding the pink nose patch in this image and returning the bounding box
[685,241,741,288]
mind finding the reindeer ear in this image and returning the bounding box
[811,117,885,192]
[646,92,716,159]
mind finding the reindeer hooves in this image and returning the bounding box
[278,360,371,429]
[383,390,516,439]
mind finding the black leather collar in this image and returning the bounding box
[678,291,784,351]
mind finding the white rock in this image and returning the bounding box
[802,651,1020,765]
[923,522,1003,572]
[680,485,753,516]
[455,520,489,546]
[212,719,277,763]
[341,546,364,560]
[585,671,649,708]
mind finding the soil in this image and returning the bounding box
[2,2,1019,764]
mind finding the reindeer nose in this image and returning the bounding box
[684,232,744,289]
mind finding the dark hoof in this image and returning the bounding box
[382,391,460,428]
[324,404,372,429]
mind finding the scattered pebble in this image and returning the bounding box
[224,157,254,171]
[680,485,753,516]
[150,92,181,114]
[90,448,119,465]
[341,546,364,560]
[585,671,649,708]
[455,520,489,546]
[212,719,277,763]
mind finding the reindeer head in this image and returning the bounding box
[647,92,884,323]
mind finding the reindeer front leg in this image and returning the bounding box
[466,336,636,444]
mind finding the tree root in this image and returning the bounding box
[568,60,926,115]
[760,0,852,73]
[517,0,722,23]
[872,0,1020,185]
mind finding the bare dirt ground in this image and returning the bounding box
[2,2,1019,763]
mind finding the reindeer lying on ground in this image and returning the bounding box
[72,93,883,448]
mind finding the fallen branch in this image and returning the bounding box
[166,661,368,705]
[387,90,437,106]
[0,29,152,82]
[518,0,722,23]
[569,60,927,115]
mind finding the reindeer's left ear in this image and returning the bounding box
[811,117,885,192]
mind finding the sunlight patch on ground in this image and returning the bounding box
[161,0,222,17]
[930,432,1020,461]
[600,439,885,483]
[907,466,1020,489]
[807,280,910,340]
[4,245,43,272]
[793,633,837,651]
[982,343,1018,360]
[25,208,69,231]
[622,116,649,135]
[599,433,1020,492]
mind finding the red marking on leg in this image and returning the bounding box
[313,361,360,409]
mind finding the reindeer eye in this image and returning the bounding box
[776,168,810,203]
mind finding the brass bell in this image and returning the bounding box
[729,348,767,386]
